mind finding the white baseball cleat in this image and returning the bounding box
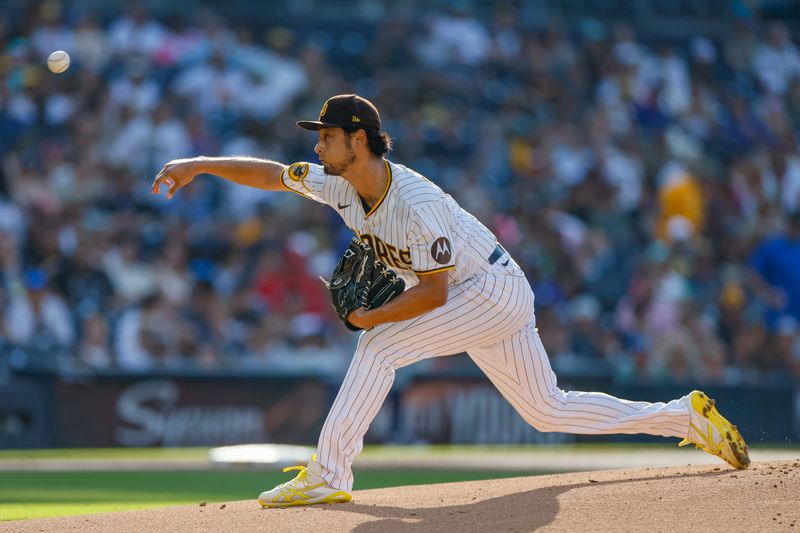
[258,455,352,508]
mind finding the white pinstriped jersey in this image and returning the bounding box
[268,158,696,497]
[280,160,500,288]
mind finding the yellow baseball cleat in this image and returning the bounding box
[258,455,352,508]
[679,390,750,469]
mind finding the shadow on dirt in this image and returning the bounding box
[332,469,730,532]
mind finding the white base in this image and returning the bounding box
[208,443,314,467]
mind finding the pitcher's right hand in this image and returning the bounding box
[152,158,202,199]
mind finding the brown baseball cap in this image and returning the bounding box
[297,94,381,132]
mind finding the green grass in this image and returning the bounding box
[2,441,790,462]
[0,447,210,461]
[0,442,716,464]
[2,442,797,521]
[1,441,793,462]
[0,469,544,521]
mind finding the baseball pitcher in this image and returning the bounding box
[152,94,749,508]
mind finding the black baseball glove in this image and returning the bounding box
[324,237,405,331]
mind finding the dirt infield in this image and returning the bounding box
[6,461,798,532]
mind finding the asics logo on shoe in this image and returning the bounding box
[280,482,328,502]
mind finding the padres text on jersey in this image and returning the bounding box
[280,160,502,288]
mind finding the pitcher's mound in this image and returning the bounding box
[7,461,799,532]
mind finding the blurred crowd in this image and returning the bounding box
[1,1,800,383]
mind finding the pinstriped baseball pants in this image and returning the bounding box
[316,263,691,492]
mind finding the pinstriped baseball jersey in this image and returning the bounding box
[270,155,696,497]
[280,160,501,288]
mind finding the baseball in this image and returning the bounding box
[47,50,70,74]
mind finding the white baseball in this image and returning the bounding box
[47,50,70,74]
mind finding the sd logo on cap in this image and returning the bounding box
[297,94,381,132]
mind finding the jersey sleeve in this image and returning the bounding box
[280,162,332,205]
[408,203,456,275]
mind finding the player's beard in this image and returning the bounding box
[322,141,357,176]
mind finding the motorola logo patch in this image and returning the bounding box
[431,237,452,264]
